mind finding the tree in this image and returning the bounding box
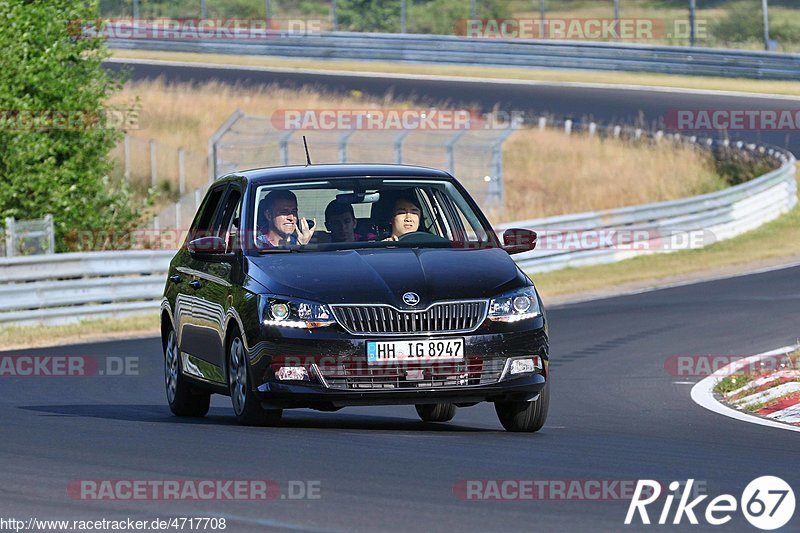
[0,0,146,251]
[338,0,401,33]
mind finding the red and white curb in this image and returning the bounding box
[691,344,800,433]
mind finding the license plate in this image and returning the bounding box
[366,339,465,364]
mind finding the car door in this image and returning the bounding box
[177,184,227,364]
[183,185,243,373]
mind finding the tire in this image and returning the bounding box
[494,383,549,432]
[415,403,457,422]
[227,332,283,426]
[164,328,210,417]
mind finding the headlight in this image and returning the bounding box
[264,297,335,328]
[488,286,541,322]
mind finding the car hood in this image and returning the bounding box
[247,247,526,307]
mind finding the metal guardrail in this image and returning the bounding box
[500,144,797,273]
[106,30,800,80]
[0,143,795,326]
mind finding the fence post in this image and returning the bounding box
[5,217,15,258]
[178,148,186,195]
[44,214,55,254]
[445,131,467,175]
[338,130,357,163]
[538,117,547,129]
[195,189,202,211]
[394,130,411,164]
[489,127,515,207]
[149,139,157,187]
[124,134,131,181]
[588,122,597,137]
[279,130,294,165]
[175,200,182,231]
[564,120,573,135]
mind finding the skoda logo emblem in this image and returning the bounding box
[402,292,420,306]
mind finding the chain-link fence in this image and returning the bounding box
[109,135,207,198]
[2,215,55,257]
[208,110,516,214]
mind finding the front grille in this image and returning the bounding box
[331,300,487,335]
[317,357,505,390]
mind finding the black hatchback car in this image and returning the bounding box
[161,164,549,432]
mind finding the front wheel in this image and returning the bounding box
[494,383,549,432]
[164,329,210,417]
[227,333,282,426]
[415,403,457,422]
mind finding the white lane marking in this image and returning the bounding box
[690,344,800,433]
[768,403,800,423]
[105,57,800,101]
[550,259,800,308]
[735,382,800,410]
[724,369,800,399]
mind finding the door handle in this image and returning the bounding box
[169,275,181,283]
[189,280,202,289]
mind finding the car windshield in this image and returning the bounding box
[249,178,497,252]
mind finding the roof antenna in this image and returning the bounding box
[303,135,312,166]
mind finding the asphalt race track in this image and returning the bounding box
[2,264,799,531]
[105,60,800,155]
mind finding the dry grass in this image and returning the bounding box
[0,314,160,351]
[501,128,722,221]
[111,79,721,220]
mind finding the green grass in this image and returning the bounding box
[714,374,755,395]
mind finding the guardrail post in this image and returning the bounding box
[178,148,186,195]
[400,0,407,33]
[44,214,55,254]
[331,0,337,31]
[5,217,15,258]
[149,139,157,187]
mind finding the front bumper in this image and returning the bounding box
[258,373,546,409]
[246,319,549,409]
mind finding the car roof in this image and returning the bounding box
[219,163,455,185]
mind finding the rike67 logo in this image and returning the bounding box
[625,477,795,530]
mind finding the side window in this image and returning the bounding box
[189,186,226,240]
[215,189,242,252]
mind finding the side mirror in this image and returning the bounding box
[502,228,537,254]
[188,236,227,255]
